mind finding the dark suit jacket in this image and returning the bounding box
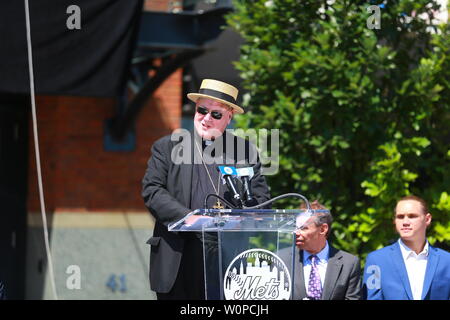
[280,245,362,300]
[142,130,270,293]
[363,241,450,300]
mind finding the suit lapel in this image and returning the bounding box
[295,250,308,299]
[322,246,343,300]
[421,246,439,300]
[178,131,195,207]
[391,242,413,300]
[180,163,192,207]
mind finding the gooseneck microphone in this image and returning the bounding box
[236,167,254,202]
[217,166,242,206]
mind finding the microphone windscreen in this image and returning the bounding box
[218,166,238,176]
[236,167,254,178]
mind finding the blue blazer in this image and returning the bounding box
[0,281,5,300]
[363,241,450,300]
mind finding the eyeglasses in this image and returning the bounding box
[196,106,223,120]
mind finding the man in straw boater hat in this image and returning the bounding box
[142,79,270,300]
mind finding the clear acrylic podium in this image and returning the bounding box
[169,208,320,300]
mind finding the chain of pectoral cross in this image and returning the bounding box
[194,140,224,209]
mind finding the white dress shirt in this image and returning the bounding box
[303,241,329,291]
[398,239,429,300]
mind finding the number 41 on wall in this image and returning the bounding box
[106,274,127,293]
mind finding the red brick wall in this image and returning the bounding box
[144,0,170,11]
[27,70,182,213]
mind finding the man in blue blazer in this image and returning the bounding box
[363,195,450,300]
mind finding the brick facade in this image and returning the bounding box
[27,70,182,213]
[144,0,170,11]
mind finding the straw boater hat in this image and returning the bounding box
[187,79,244,114]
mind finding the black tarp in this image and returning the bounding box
[0,0,143,97]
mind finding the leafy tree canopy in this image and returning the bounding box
[227,0,450,258]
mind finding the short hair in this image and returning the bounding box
[395,195,429,215]
[300,200,333,238]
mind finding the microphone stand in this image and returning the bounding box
[243,193,311,211]
[203,192,311,211]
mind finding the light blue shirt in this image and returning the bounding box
[303,241,329,289]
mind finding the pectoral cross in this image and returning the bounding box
[212,200,224,209]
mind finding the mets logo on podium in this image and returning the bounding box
[223,249,291,300]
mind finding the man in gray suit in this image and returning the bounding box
[288,201,361,300]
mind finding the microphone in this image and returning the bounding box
[236,167,254,202]
[217,166,242,203]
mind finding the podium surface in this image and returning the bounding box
[169,208,328,300]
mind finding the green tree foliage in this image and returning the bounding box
[227,0,449,259]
